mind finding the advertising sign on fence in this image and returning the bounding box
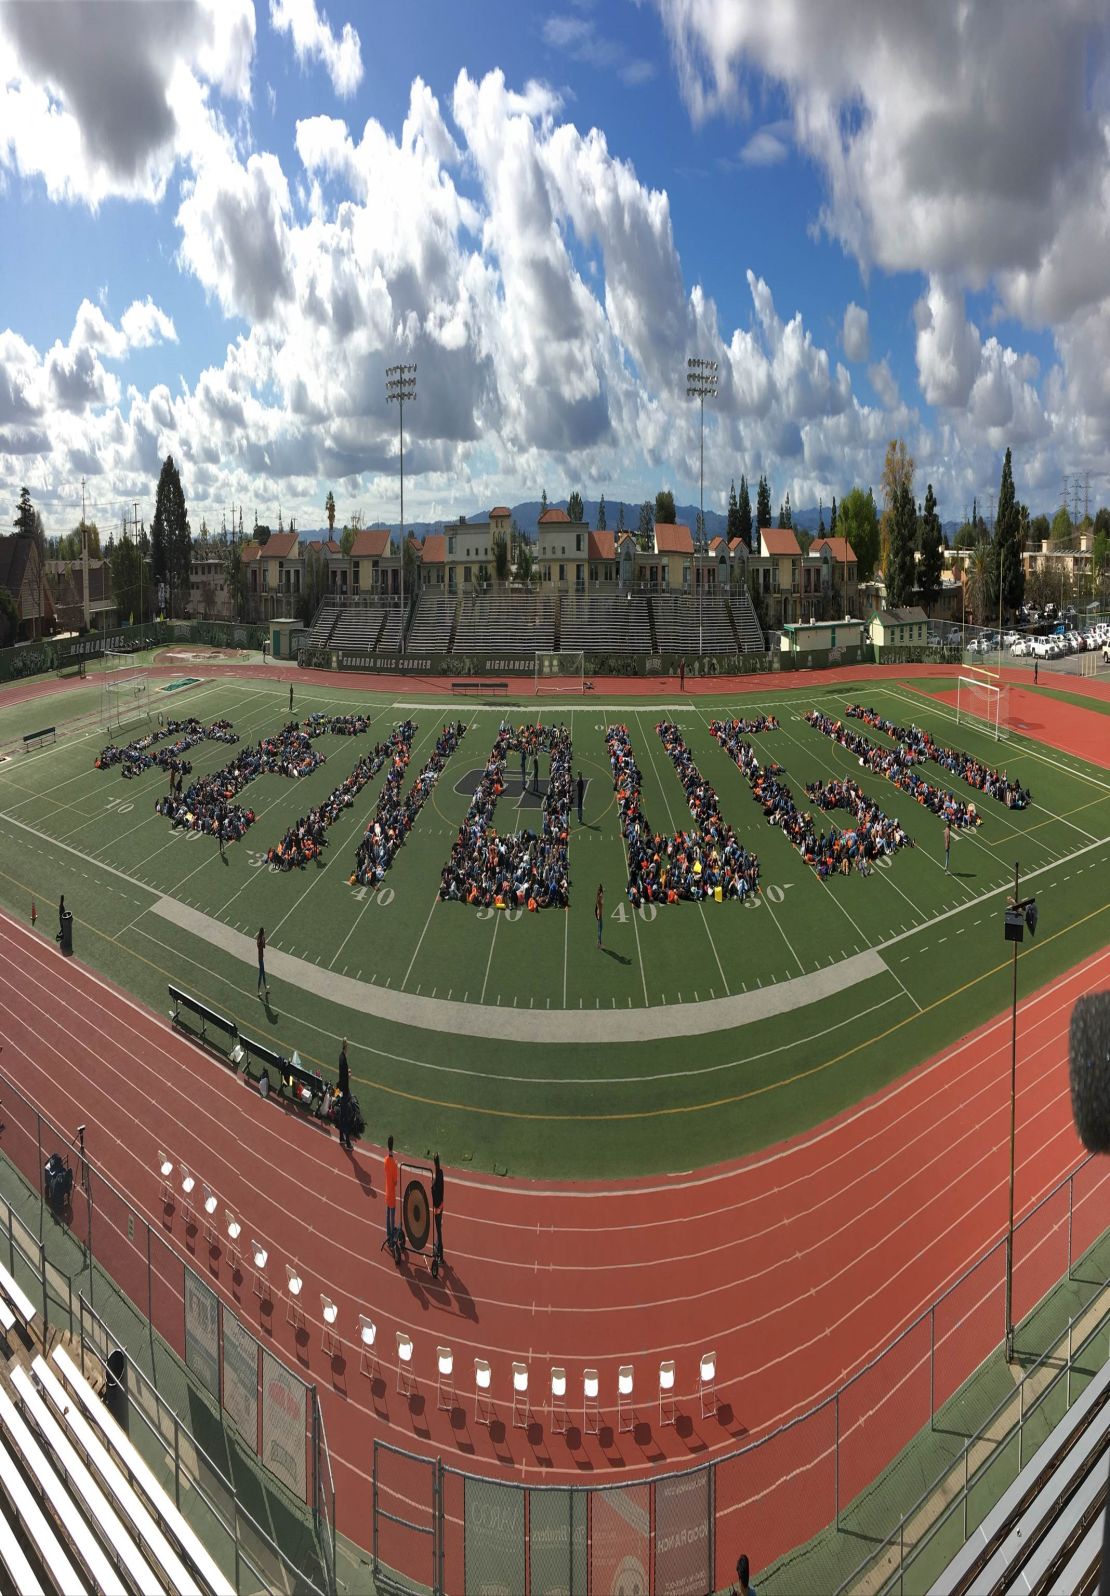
[262,1349,308,1500]
[183,1268,220,1398]
[464,1476,525,1596]
[590,1484,649,1596]
[528,1488,587,1596]
[654,1470,711,1596]
[220,1306,259,1441]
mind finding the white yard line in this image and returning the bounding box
[402,897,441,990]
[479,907,500,1004]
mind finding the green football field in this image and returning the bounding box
[1,668,1107,1179]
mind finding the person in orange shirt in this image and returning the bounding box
[384,1135,399,1254]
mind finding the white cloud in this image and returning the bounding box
[739,120,790,166]
[841,302,870,363]
[120,298,179,350]
[867,358,898,409]
[270,0,363,98]
[0,0,254,206]
[541,12,656,88]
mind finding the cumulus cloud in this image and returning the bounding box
[270,0,363,98]
[0,0,254,205]
[841,302,870,363]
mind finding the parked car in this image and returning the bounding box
[1011,638,1033,657]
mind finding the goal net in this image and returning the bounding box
[100,646,151,731]
[535,650,585,694]
[956,672,1008,740]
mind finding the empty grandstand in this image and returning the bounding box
[454,590,556,652]
[304,585,765,659]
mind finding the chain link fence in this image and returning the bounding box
[370,1159,1109,1595]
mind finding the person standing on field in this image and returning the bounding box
[943,821,951,873]
[576,771,585,824]
[595,883,604,948]
[256,926,269,996]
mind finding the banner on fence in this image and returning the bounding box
[464,1476,525,1596]
[655,1470,711,1596]
[183,1268,219,1398]
[262,1349,307,1500]
[220,1307,259,1441]
[528,1488,587,1596]
[590,1484,649,1596]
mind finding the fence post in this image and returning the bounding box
[39,1239,48,1337]
[372,1440,379,1580]
[1067,1315,1073,1407]
[834,1390,840,1528]
[930,1306,935,1421]
[173,1416,181,1509]
[958,1442,971,1538]
[1067,1174,1074,1277]
[86,1160,95,1313]
[35,1110,43,1243]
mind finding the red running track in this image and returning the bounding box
[0,908,1105,1573]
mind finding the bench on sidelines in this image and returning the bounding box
[168,985,238,1058]
[238,1034,328,1112]
[22,727,56,751]
[451,679,509,696]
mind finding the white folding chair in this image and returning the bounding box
[225,1210,242,1271]
[396,1330,416,1396]
[549,1367,568,1435]
[698,1349,717,1418]
[474,1358,494,1427]
[511,1361,529,1429]
[617,1364,634,1433]
[285,1264,304,1329]
[202,1185,219,1247]
[157,1151,174,1208]
[583,1368,600,1435]
[320,1295,340,1357]
[179,1165,196,1225]
[436,1346,456,1411]
[358,1315,380,1379]
[658,1360,676,1427]
[250,1239,268,1301]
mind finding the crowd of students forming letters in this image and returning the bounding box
[353,722,467,889]
[153,720,326,842]
[843,705,1031,808]
[438,724,571,909]
[270,722,412,870]
[96,718,237,779]
[607,721,762,904]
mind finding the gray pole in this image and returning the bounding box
[686,357,718,659]
[386,364,416,653]
[1005,858,1019,1361]
[699,392,705,656]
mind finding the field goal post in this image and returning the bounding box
[535,650,585,695]
[956,669,1008,741]
[99,645,151,732]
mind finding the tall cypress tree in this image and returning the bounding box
[885,479,917,607]
[993,447,1024,618]
[830,496,837,534]
[726,479,740,543]
[755,474,771,536]
[597,493,606,531]
[151,455,190,617]
[918,483,944,615]
[737,474,753,550]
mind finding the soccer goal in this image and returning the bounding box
[535,650,585,694]
[956,672,1009,740]
[99,645,151,731]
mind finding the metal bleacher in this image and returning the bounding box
[306,601,341,647]
[653,594,737,653]
[730,585,766,650]
[929,1354,1110,1595]
[454,591,555,653]
[406,593,455,651]
[0,1197,233,1596]
[559,592,649,652]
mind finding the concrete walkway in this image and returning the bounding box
[153,896,887,1042]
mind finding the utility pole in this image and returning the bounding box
[1072,476,1081,528]
[386,363,417,653]
[133,501,142,625]
[1083,471,1090,525]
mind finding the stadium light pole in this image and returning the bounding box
[386,363,416,652]
[686,356,718,656]
[1002,864,1038,1363]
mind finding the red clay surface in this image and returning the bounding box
[911,681,1110,768]
[0,906,1104,1581]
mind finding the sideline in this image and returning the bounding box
[151,894,887,1041]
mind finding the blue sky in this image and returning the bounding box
[1,0,1108,537]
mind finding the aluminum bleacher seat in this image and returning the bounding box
[406,594,455,650]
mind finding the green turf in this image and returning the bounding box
[1,672,1107,1178]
